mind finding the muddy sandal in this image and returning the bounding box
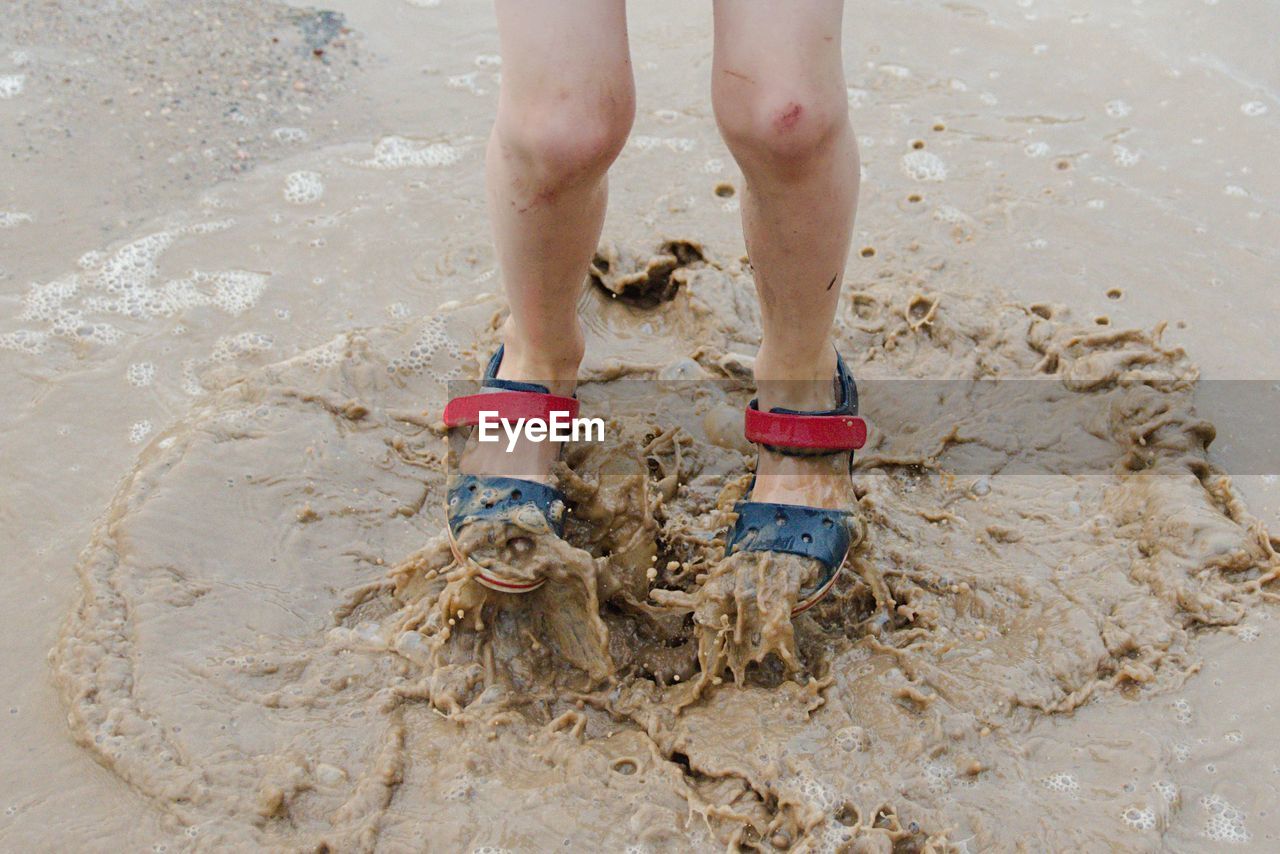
[441,346,579,593]
[725,352,868,615]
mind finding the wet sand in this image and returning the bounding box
[3,0,1279,850]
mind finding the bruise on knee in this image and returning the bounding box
[776,102,803,133]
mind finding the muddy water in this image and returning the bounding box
[2,0,1279,850]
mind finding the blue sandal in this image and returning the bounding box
[725,352,868,615]
[441,347,578,592]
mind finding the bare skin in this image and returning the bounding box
[461,0,634,483]
[465,0,860,531]
[712,0,860,512]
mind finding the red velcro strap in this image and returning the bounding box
[443,391,580,428]
[744,407,867,451]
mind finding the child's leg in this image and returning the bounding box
[467,0,634,480]
[487,0,634,393]
[711,0,859,508]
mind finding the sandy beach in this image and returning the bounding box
[2,0,1278,849]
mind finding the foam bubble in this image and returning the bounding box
[0,329,50,355]
[1040,772,1079,796]
[404,0,441,6]
[1201,794,1249,844]
[360,136,462,169]
[631,136,696,153]
[271,127,309,144]
[1153,780,1178,804]
[1223,185,1249,198]
[1105,99,1133,118]
[1112,144,1141,167]
[283,171,324,204]
[208,331,273,365]
[1024,141,1050,158]
[0,74,25,99]
[922,760,956,793]
[7,221,265,353]
[0,211,33,228]
[1121,805,1156,831]
[127,362,156,388]
[474,54,501,70]
[444,774,475,801]
[447,71,487,95]
[792,772,838,810]
[387,314,461,378]
[1240,101,1268,117]
[901,150,948,182]
[181,332,274,395]
[933,204,969,224]
[1172,697,1192,724]
[701,158,725,174]
[298,338,346,372]
[129,421,153,445]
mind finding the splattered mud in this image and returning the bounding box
[52,255,1279,849]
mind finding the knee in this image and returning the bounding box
[714,83,849,174]
[494,88,634,194]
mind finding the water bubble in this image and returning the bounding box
[631,136,696,153]
[1112,144,1141,167]
[360,136,463,169]
[0,74,25,99]
[1172,698,1193,724]
[1121,805,1156,831]
[129,421,153,445]
[1040,772,1079,796]
[901,150,948,182]
[271,127,309,144]
[126,362,156,387]
[283,171,324,204]
[1201,794,1249,843]
[1105,99,1133,118]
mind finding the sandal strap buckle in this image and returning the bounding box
[744,407,866,451]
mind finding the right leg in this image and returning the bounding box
[487,0,634,394]
[470,0,634,479]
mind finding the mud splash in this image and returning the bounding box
[52,243,1278,850]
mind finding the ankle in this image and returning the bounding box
[753,346,838,412]
[498,323,584,397]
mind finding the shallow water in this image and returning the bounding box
[2,0,1279,850]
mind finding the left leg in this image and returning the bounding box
[711,0,860,508]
